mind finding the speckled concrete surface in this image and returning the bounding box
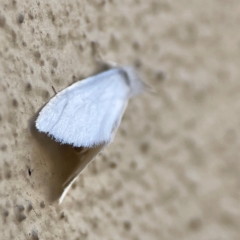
[1,0,240,239]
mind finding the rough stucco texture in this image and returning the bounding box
[1,0,240,239]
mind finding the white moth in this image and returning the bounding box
[35,66,147,203]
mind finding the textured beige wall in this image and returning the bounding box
[1,0,240,239]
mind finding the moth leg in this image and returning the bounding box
[52,85,57,95]
[95,59,118,70]
[73,146,89,156]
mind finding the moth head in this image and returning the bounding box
[120,66,150,98]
